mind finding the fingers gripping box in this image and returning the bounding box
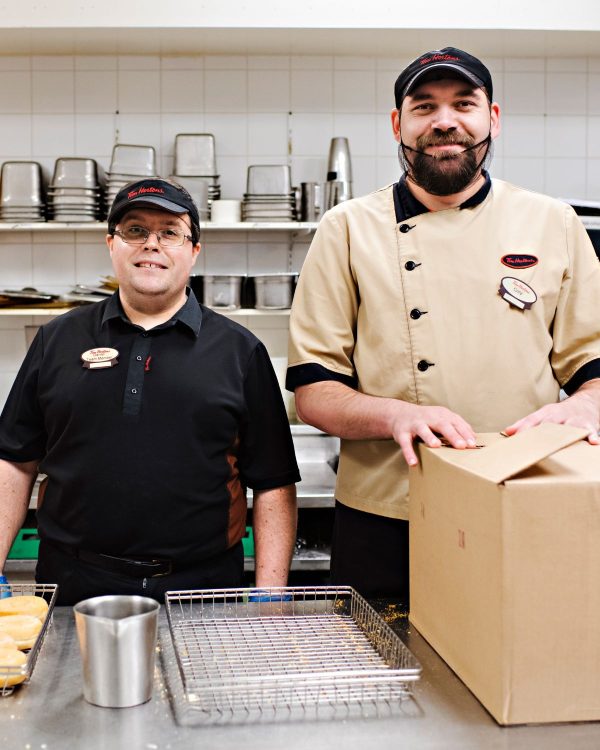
[409,423,600,725]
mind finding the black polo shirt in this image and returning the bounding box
[0,291,300,564]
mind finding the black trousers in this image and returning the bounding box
[329,501,409,601]
[36,540,244,605]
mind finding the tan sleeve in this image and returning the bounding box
[288,209,359,378]
[550,206,600,386]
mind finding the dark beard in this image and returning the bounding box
[400,132,490,196]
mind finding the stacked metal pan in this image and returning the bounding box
[47,158,104,222]
[104,144,158,216]
[242,165,296,222]
[171,133,220,219]
[0,161,46,223]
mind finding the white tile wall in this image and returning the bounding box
[1,52,600,408]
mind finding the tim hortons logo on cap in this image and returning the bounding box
[501,254,539,269]
[420,54,461,66]
[127,186,165,200]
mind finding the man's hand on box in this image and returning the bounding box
[391,403,477,467]
[504,380,600,445]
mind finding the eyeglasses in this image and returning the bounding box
[114,226,193,248]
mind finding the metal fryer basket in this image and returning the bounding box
[0,583,58,696]
[165,586,421,723]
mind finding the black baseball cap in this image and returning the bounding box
[394,47,493,108]
[108,178,201,243]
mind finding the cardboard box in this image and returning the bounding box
[409,423,600,725]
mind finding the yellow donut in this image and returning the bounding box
[0,647,27,687]
[0,595,49,622]
[0,615,42,650]
[0,632,17,650]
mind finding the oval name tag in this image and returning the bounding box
[498,277,537,310]
[81,347,119,369]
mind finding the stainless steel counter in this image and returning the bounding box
[3,606,600,749]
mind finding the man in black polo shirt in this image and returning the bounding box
[0,178,300,604]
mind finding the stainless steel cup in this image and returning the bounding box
[73,595,159,708]
[300,182,321,221]
[323,180,344,211]
[327,137,353,184]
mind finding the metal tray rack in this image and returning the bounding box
[0,583,58,696]
[165,586,421,723]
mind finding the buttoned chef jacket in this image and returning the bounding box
[286,178,600,520]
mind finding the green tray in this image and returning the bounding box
[8,528,40,559]
[8,527,255,561]
[242,526,254,557]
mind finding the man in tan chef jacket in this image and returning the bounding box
[286,47,600,600]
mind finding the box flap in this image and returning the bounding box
[440,424,589,484]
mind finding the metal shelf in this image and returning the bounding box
[0,221,318,233]
[244,548,331,572]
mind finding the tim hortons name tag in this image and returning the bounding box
[81,347,119,369]
[498,277,537,310]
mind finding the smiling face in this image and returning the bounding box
[391,77,500,196]
[106,207,200,312]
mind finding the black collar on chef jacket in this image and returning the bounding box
[393,170,492,223]
[101,286,203,337]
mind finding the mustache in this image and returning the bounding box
[416,133,475,150]
[402,132,491,163]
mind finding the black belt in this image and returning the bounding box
[46,540,174,579]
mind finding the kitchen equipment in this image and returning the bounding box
[323,180,344,211]
[109,145,156,177]
[47,157,104,222]
[0,161,46,222]
[51,158,101,190]
[0,583,58,696]
[253,273,296,309]
[210,199,241,223]
[243,164,296,222]
[247,164,291,195]
[103,144,158,219]
[174,133,217,176]
[326,137,353,203]
[172,134,221,206]
[202,274,244,309]
[300,182,320,222]
[165,586,421,724]
[0,288,58,304]
[73,595,159,708]
[168,176,210,218]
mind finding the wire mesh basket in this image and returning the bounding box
[0,583,58,696]
[165,586,421,723]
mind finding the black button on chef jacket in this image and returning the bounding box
[0,290,300,565]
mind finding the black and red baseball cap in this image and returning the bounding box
[108,178,201,243]
[394,47,493,108]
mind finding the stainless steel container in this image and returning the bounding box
[326,137,353,202]
[300,182,321,221]
[323,180,344,211]
[203,274,243,309]
[73,595,159,708]
[253,273,296,309]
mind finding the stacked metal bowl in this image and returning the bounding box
[242,165,296,222]
[47,158,104,222]
[170,133,220,219]
[0,161,46,223]
[104,144,158,216]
